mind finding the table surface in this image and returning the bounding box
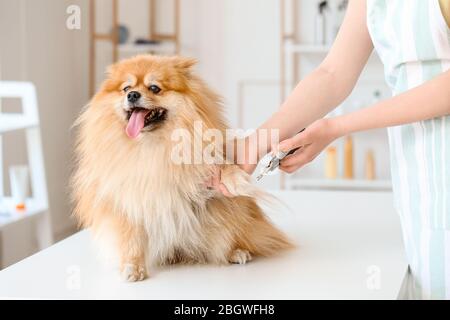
[0,190,407,299]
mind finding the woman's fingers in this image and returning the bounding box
[277,130,309,153]
[218,183,233,197]
[279,163,302,174]
[207,166,233,197]
[279,148,314,172]
[280,148,308,167]
[205,176,214,188]
[211,166,221,187]
[274,131,310,173]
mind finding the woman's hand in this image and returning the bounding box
[205,166,234,197]
[278,118,341,173]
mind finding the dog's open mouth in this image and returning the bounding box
[125,107,168,139]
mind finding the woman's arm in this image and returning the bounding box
[239,0,373,173]
[279,70,450,173]
[335,70,450,135]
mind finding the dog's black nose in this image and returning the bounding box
[127,91,141,103]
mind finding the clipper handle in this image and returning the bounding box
[275,128,305,160]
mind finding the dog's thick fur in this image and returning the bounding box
[72,55,292,281]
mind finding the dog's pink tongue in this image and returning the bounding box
[126,110,148,139]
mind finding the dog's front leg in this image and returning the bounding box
[113,216,148,282]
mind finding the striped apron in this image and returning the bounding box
[367,0,450,299]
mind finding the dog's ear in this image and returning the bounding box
[100,62,123,92]
[106,62,120,77]
[172,57,197,75]
[175,57,197,69]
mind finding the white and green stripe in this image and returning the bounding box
[367,0,450,299]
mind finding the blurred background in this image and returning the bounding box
[0,0,391,268]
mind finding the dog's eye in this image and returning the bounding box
[149,85,161,94]
[123,86,131,93]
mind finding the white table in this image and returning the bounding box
[0,190,408,299]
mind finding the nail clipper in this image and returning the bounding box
[256,128,305,181]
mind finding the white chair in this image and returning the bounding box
[0,81,53,267]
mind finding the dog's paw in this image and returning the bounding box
[229,249,252,265]
[220,166,252,197]
[121,263,147,282]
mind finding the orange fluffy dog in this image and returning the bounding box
[72,55,292,281]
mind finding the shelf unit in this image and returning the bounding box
[118,42,176,55]
[289,178,392,192]
[0,81,53,268]
[285,43,331,54]
[0,197,48,229]
[89,0,181,95]
[0,114,39,133]
[279,0,391,192]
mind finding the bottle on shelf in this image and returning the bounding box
[343,136,354,179]
[325,0,348,45]
[325,146,338,179]
[365,150,376,180]
[9,165,29,211]
[315,1,328,45]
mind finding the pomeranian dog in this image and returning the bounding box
[72,55,292,281]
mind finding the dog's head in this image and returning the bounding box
[93,55,224,140]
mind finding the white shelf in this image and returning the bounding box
[0,197,48,229]
[285,43,382,64]
[289,178,392,191]
[285,43,331,54]
[0,114,38,133]
[118,42,175,55]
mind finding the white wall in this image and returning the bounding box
[0,0,90,266]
